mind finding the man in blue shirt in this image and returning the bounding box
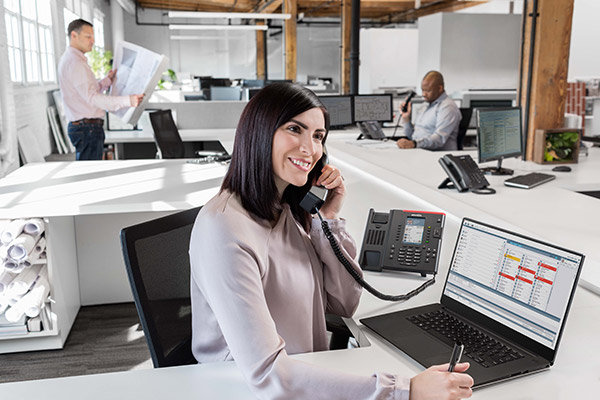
[397,71,461,150]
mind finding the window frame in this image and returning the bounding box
[3,0,56,86]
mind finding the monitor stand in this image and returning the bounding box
[481,159,513,175]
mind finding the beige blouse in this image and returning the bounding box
[190,190,409,399]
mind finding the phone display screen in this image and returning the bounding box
[403,217,425,245]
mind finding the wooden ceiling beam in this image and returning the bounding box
[379,0,489,23]
[251,0,283,13]
[138,0,487,20]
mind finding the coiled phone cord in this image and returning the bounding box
[316,211,436,302]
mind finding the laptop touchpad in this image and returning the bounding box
[400,334,451,359]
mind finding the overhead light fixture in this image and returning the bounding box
[169,24,268,31]
[170,36,229,40]
[168,11,291,20]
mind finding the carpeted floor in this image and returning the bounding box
[0,302,152,384]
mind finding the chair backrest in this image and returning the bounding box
[120,207,201,368]
[457,107,473,150]
[149,110,185,158]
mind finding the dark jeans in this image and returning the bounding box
[68,122,105,160]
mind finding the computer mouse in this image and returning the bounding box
[552,166,572,172]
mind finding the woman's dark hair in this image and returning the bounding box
[221,82,330,230]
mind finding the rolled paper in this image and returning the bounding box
[4,303,25,323]
[22,276,50,318]
[0,219,25,245]
[2,259,24,273]
[7,234,36,261]
[6,264,43,298]
[0,245,8,260]
[0,300,8,315]
[7,293,23,307]
[23,219,45,237]
[0,270,17,294]
[18,237,46,268]
[34,236,46,253]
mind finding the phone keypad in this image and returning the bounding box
[389,245,437,266]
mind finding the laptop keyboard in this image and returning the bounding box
[407,310,524,368]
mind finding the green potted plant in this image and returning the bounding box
[157,69,177,90]
[533,128,581,164]
[87,46,113,78]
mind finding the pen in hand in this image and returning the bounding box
[448,341,464,372]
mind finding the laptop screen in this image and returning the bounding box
[443,219,583,350]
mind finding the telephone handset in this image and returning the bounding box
[359,209,445,277]
[438,154,496,195]
[300,151,436,302]
[357,121,386,140]
[401,90,417,113]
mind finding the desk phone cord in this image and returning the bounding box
[315,210,436,302]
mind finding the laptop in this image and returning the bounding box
[361,218,584,388]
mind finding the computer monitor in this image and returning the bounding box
[353,94,394,123]
[242,79,264,88]
[318,95,353,128]
[476,107,523,175]
[461,90,517,128]
[210,86,241,101]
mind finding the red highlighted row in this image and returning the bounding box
[499,272,515,281]
[518,266,535,275]
[498,271,553,286]
[516,275,533,285]
[538,262,557,271]
[535,276,553,285]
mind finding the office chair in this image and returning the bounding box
[457,108,473,150]
[149,110,185,158]
[121,207,201,368]
[121,207,353,365]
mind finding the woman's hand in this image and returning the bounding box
[315,164,345,220]
[410,363,473,400]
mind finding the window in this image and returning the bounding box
[93,15,104,50]
[3,0,55,84]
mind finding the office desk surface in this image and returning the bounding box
[326,136,600,296]
[0,276,598,399]
[0,160,228,218]
[1,139,599,398]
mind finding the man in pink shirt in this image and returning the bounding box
[58,19,144,160]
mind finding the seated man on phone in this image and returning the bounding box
[397,71,461,151]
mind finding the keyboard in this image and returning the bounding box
[407,310,524,368]
[504,172,556,189]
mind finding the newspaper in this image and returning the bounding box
[110,40,169,125]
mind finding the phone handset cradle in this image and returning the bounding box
[438,154,496,195]
[301,191,436,302]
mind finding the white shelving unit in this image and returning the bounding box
[0,217,80,354]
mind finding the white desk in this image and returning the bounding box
[0,160,229,352]
[1,133,599,396]
[0,160,598,397]
[326,135,600,296]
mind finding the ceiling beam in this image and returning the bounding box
[378,0,488,23]
[252,0,283,13]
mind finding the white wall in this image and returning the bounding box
[297,27,340,84]
[417,13,521,95]
[359,28,419,94]
[124,9,343,83]
[568,0,600,80]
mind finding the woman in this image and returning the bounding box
[189,82,473,399]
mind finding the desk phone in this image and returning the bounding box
[359,209,445,276]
